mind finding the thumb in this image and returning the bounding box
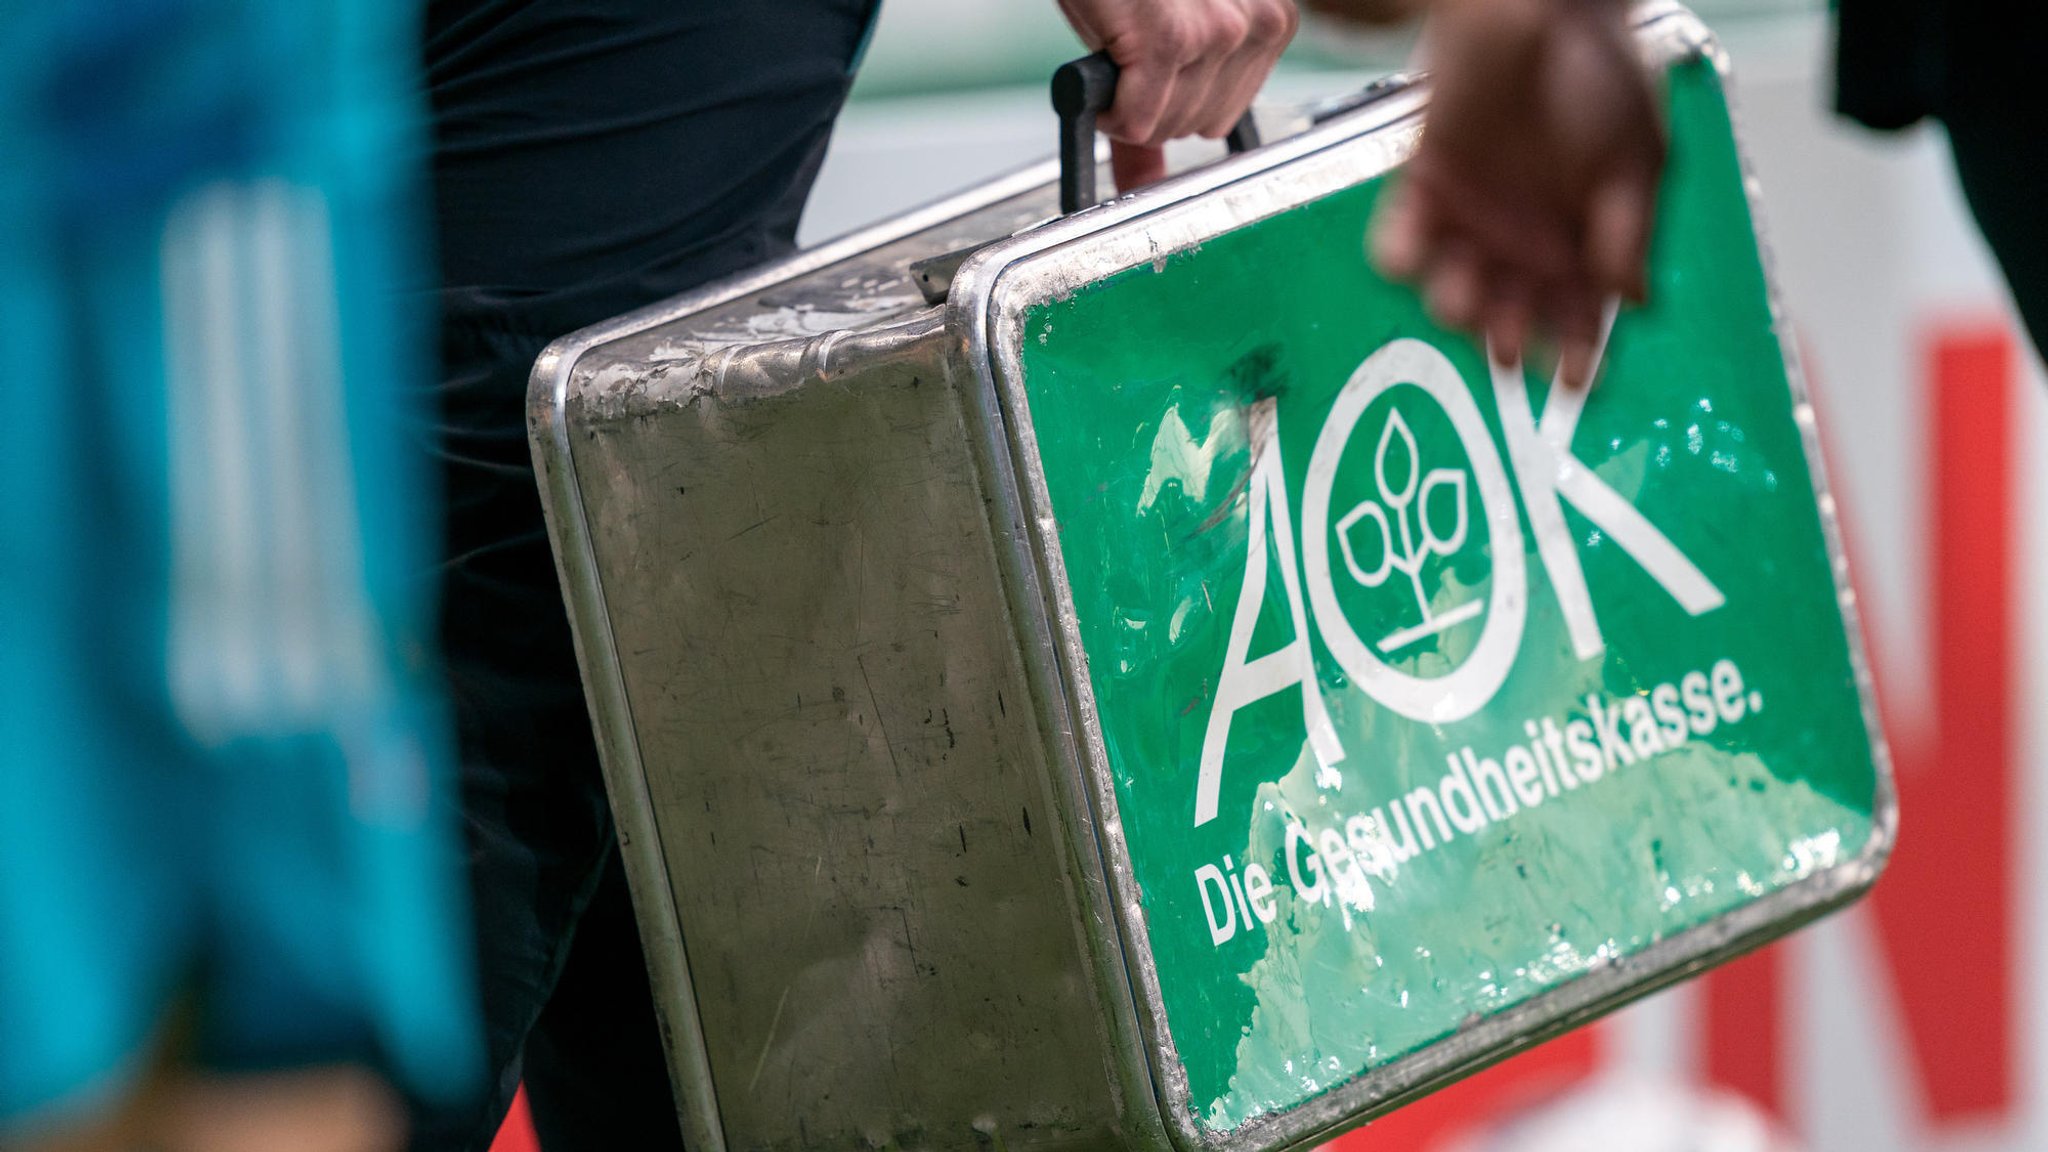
[1111,141,1168,194]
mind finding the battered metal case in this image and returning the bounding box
[528,8,1892,1151]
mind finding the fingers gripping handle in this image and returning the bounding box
[1052,51,1263,214]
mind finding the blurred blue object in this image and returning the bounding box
[0,0,481,1129]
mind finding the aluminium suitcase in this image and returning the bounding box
[528,6,1892,1150]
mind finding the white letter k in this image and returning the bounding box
[1490,303,1726,661]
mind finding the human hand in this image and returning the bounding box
[1055,0,1300,189]
[1298,0,1426,27]
[1371,0,1663,385]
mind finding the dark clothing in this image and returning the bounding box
[1834,0,1955,131]
[1947,106,2048,360]
[1835,0,2041,129]
[414,3,877,1149]
[1835,0,2048,355]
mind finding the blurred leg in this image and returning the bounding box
[25,1050,403,1152]
[155,1070,406,1152]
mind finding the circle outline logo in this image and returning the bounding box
[1301,339,1528,723]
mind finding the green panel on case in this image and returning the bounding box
[1008,56,1877,1133]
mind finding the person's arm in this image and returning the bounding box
[1055,0,1301,189]
[1362,0,1664,384]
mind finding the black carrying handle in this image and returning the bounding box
[1052,51,1262,215]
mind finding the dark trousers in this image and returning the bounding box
[1948,104,2048,362]
[1836,0,2048,362]
[413,3,877,1149]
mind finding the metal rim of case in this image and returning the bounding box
[527,3,1897,1147]
[943,5,1896,1152]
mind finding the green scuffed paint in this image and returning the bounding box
[1010,56,1876,1134]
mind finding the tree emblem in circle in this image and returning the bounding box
[1301,339,1528,724]
[1333,404,1481,653]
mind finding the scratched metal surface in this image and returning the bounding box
[561,192,1050,423]
[561,179,1140,1152]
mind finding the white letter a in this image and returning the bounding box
[1195,401,1345,828]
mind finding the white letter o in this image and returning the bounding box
[1301,339,1527,723]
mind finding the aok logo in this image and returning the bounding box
[1193,332,1729,828]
